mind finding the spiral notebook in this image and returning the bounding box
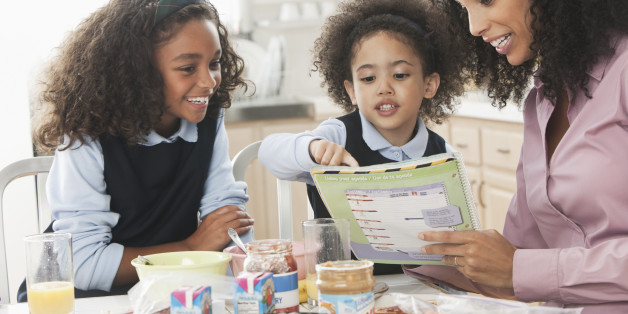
[310,152,481,265]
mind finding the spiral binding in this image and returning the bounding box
[452,152,482,230]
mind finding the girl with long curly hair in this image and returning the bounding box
[258,0,473,275]
[25,0,254,299]
[411,0,628,311]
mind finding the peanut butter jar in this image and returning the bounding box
[316,260,375,314]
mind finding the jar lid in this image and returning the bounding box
[315,260,374,271]
[245,238,292,254]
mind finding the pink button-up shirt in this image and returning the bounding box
[404,35,628,313]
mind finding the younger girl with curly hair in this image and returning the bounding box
[25,0,254,299]
[259,0,472,275]
[412,0,628,312]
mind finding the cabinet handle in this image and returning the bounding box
[456,143,468,149]
[497,148,510,154]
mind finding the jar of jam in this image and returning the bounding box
[244,239,299,312]
[316,260,375,314]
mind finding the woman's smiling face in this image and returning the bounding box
[457,0,536,65]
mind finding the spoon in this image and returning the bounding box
[374,282,389,299]
[228,228,249,255]
[137,255,153,266]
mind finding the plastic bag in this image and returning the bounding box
[391,293,583,314]
[127,271,234,314]
[391,293,439,314]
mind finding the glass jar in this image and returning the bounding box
[316,260,375,314]
[244,239,299,312]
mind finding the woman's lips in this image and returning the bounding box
[489,33,512,55]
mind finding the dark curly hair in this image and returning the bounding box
[434,0,628,108]
[34,0,246,152]
[312,0,474,124]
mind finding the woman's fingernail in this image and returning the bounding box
[420,247,426,254]
[418,233,425,240]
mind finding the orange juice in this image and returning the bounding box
[27,281,74,314]
[306,272,318,301]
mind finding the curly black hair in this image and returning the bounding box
[311,0,474,125]
[434,0,628,108]
[34,0,246,152]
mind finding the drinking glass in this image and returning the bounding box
[24,233,74,314]
[302,218,350,306]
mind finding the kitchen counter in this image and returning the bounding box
[226,97,316,123]
[453,90,523,123]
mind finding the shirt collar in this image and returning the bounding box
[359,111,428,158]
[140,119,198,146]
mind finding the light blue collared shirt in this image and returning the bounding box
[47,109,251,291]
[258,111,454,185]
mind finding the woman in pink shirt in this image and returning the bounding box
[405,0,628,312]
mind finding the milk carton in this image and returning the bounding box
[171,285,212,314]
[234,272,275,314]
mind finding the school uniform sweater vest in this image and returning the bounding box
[100,116,217,247]
[305,110,447,275]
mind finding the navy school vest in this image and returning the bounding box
[306,110,447,274]
[101,117,217,247]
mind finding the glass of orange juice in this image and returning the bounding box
[24,233,74,314]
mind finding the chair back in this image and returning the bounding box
[0,156,54,304]
[231,141,294,240]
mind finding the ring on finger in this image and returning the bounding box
[454,256,459,266]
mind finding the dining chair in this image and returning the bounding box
[231,141,295,240]
[0,156,54,304]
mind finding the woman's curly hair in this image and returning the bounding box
[34,0,246,152]
[434,0,628,108]
[312,0,474,124]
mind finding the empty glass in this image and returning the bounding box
[302,218,350,306]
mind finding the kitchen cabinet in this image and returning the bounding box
[445,116,523,232]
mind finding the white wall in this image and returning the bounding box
[0,0,109,304]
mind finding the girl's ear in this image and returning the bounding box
[423,72,441,99]
[344,80,357,105]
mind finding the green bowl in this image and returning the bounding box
[131,251,232,280]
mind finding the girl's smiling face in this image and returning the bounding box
[153,18,222,137]
[344,31,440,147]
[457,0,536,65]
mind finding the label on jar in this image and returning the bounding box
[273,271,299,312]
[318,291,374,314]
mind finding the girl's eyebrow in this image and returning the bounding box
[355,60,413,72]
[392,60,414,67]
[172,53,202,62]
[171,49,222,62]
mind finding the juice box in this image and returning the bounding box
[234,272,275,314]
[171,285,212,314]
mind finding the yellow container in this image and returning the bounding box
[131,251,231,280]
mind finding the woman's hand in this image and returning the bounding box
[185,205,254,251]
[309,139,359,167]
[419,229,517,288]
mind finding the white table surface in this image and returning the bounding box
[0,274,444,314]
